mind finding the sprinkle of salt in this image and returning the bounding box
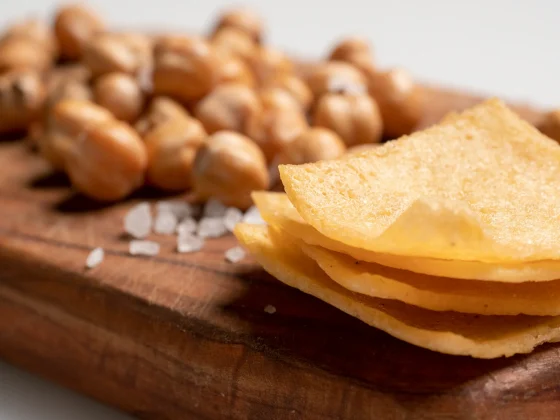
[129,240,160,256]
[85,247,104,269]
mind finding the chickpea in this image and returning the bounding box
[277,127,346,165]
[328,37,372,62]
[39,99,113,170]
[82,33,151,77]
[153,36,221,102]
[329,38,376,83]
[145,117,206,191]
[212,8,264,43]
[0,70,46,134]
[368,68,423,138]
[247,47,293,85]
[135,96,190,137]
[2,19,58,57]
[212,27,256,62]
[194,83,261,134]
[246,87,308,162]
[65,120,147,201]
[313,92,383,147]
[192,131,269,209]
[537,110,560,143]
[51,99,147,200]
[306,61,367,99]
[94,72,144,122]
[264,73,313,110]
[216,51,256,87]
[0,37,52,72]
[46,64,91,90]
[54,4,104,60]
[36,80,92,169]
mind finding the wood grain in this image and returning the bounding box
[0,87,557,420]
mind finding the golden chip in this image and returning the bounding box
[252,191,560,282]
[300,240,560,315]
[279,99,560,262]
[234,223,560,358]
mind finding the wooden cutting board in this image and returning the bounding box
[0,86,556,420]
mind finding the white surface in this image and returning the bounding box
[1,1,559,419]
[0,361,131,420]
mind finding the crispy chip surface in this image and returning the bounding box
[234,223,560,358]
[252,191,560,282]
[279,99,560,262]
[300,241,560,316]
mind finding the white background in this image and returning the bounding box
[1,1,559,419]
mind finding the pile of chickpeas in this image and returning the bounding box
[0,4,424,209]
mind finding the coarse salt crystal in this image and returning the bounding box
[224,207,243,232]
[156,200,193,220]
[197,217,227,238]
[124,202,152,239]
[85,247,104,269]
[177,233,205,253]
[176,217,197,236]
[203,198,228,218]
[264,305,276,314]
[243,206,266,225]
[154,210,178,235]
[225,246,246,263]
[129,240,160,256]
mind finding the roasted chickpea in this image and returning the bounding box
[145,117,206,191]
[194,83,261,134]
[153,36,221,102]
[538,110,560,143]
[246,87,308,162]
[193,131,269,209]
[216,51,256,87]
[247,47,293,85]
[135,96,190,137]
[264,73,313,110]
[368,68,423,138]
[0,70,46,134]
[212,27,256,62]
[212,8,264,43]
[328,37,372,62]
[313,92,383,146]
[39,98,113,169]
[36,80,92,168]
[2,19,58,57]
[0,37,52,72]
[94,72,144,122]
[82,33,151,77]
[54,4,104,60]
[52,99,147,200]
[277,127,346,165]
[46,64,91,90]
[306,61,367,99]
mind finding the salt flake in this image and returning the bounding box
[177,233,205,253]
[264,305,276,314]
[154,210,178,235]
[129,240,160,256]
[197,217,227,238]
[224,207,243,232]
[124,202,152,239]
[243,206,266,225]
[85,247,104,269]
[176,217,198,236]
[225,246,246,263]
